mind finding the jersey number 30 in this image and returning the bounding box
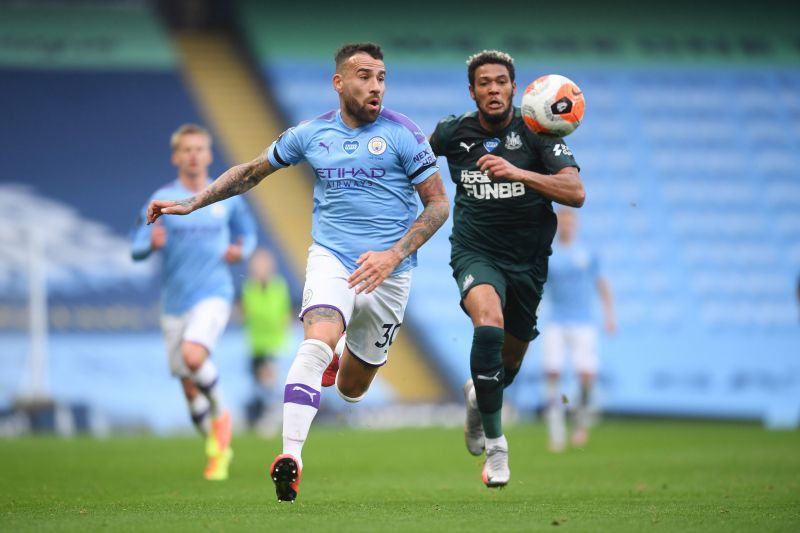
[375,323,402,348]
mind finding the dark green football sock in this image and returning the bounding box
[470,325,505,439]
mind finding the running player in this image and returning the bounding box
[429,50,585,487]
[146,43,449,502]
[542,208,616,451]
[131,123,256,480]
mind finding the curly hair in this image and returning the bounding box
[466,50,515,86]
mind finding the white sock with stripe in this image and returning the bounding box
[282,339,332,466]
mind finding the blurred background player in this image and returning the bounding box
[429,50,585,488]
[130,124,257,480]
[542,207,616,451]
[241,247,291,434]
[145,43,449,502]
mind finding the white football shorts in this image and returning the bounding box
[299,243,411,366]
[541,323,599,375]
[160,297,231,377]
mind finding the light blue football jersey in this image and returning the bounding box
[546,241,601,323]
[267,107,438,275]
[130,179,257,315]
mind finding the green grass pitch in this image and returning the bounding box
[1,421,798,532]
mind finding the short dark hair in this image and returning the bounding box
[335,42,384,70]
[466,50,515,86]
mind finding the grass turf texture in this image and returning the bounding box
[1,421,798,532]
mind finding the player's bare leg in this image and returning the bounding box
[335,346,380,402]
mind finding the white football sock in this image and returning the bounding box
[467,382,478,409]
[188,394,210,435]
[192,359,224,417]
[485,434,508,450]
[282,339,332,465]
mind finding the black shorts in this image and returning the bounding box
[450,245,547,342]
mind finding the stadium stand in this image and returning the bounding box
[1,0,798,433]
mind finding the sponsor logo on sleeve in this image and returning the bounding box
[462,273,475,291]
[552,144,573,157]
[413,147,436,165]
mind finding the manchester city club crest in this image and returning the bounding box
[368,136,387,155]
[505,131,522,150]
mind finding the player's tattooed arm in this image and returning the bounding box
[347,172,449,295]
[393,173,450,259]
[146,151,276,223]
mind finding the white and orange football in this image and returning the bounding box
[521,74,585,137]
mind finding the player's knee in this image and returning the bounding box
[470,326,505,367]
[472,310,504,328]
[181,342,208,372]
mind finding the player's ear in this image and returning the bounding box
[333,73,343,94]
[512,81,517,97]
[468,84,476,101]
[170,151,179,167]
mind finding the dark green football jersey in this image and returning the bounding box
[430,107,580,271]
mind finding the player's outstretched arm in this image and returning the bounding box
[597,276,617,334]
[347,172,449,294]
[477,154,585,207]
[147,152,276,224]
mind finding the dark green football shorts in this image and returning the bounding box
[450,245,547,342]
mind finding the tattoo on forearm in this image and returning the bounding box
[195,155,270,209]
[394,200,449,259]
[177,196,196,208]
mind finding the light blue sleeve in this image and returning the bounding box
[267,126,307,168]
[230,197,258,259]
[396,125,438,186]
[130,197,154,261]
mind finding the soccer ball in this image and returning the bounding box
[521,74,585,137]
